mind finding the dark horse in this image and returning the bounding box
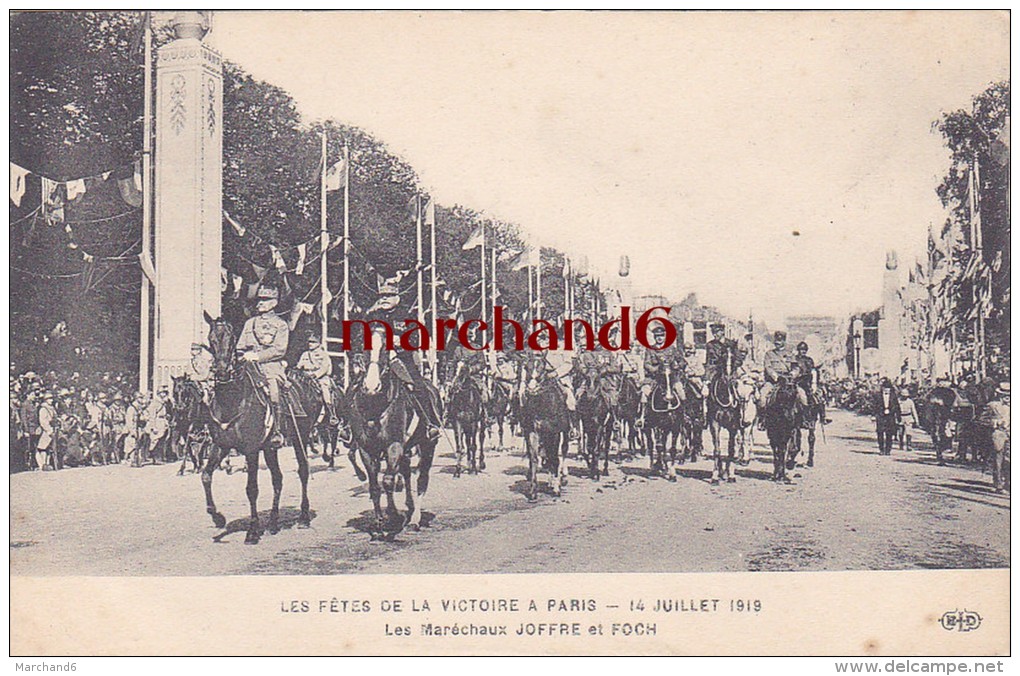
[643,366,684,480]
[518,354,570,501]
[576,367,617,481]
[615,375,645,456]
[706,350,742,485]
[201,313,322,544]
[486,378,513,450]
[762,377,802,483]
[347,350,439,537]
[448,363,485,477]
[171,375,209,475]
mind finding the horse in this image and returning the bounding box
[171,375,209,475]
[794,374,823,468]
[706,349,743,485]
[576,368,617,481]
[642,366,684,480]
[447,363,485,477]
[486,378,513,451]
[735,377,758,465]
[762,377,802,483]
[614,375,645,457]
[518,354,570,501]
[679,376,706,464]
[200,313,322,544]
[347,346,439,537]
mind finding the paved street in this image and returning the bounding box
[10,410,1009,576]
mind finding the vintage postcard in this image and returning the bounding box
[8,10,1010,658]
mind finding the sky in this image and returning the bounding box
[206,11,1008,329]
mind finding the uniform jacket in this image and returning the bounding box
[237,312,289,364]
[763,348,793,383]
[37,403,57,450]
[705,338,746,382]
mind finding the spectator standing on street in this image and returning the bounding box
[36,391,58,471]
[874,378,901,456]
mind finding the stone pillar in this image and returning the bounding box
[153,12,222,388]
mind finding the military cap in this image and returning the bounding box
[257,286,279,300]
[773,330,787,341]
[796,341,809,351]
[997,382,1010,396]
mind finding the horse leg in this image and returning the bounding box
[468,422,478,474]
[264,447,283,535]
[201,444,227,529]
[714,420,722,483]
[807,425,816,467]
[554,431,568,495]
[382,441,403,531]
[478,424,486,471]
[361,448,385,530]
[294,433,312,528]
[453,422,463,479]
[526,431,539,502]
[244,452,261,544]
[400,453,416,529]
[726,429,736,483]
[409,439,436,530]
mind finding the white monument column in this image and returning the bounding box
[153,12,223,388]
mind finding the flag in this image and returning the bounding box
[117,176,142,208]
[251,262,268,281]
[133,160,142,191]
[296,243,307,275]
[510,247,536,271]
[563,256,571,278]
[231,274,243,299]
[424,198,435,227]
[138,253,157,284]
[65,178,86,201]
[224,212,246,236]
[462,225,484,250]
[10,163,29,207]
[325,158,346,191]
[41,177,64,223]
[408,194,420,223]
[270,245,285,271]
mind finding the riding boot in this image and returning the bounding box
[270,402,285,447]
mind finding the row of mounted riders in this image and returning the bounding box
[174,316,826,544]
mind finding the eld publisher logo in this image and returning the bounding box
[939,610,982,632]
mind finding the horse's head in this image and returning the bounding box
[203,311,236,381]
[171,375,188,408]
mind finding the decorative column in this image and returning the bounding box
[153,12,223,388]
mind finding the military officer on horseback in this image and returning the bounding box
[297,333,338,426]
[363,274,443,441]
[793,340,823,418]
[757,330,808,428]
[237,285,290,447]
[704,323,746,385]
[636,323,686,427]
[189,342,214,403]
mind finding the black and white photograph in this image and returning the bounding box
[8,10,1010,657]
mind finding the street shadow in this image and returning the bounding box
[502,464,530,476]
[212,506,316,543]
[619,465,660,480]
[675,467,714,482]
[345,509,435,538]
[926,487,1010,512]
[931,478,1009,501]
[735,467,776,482]
[508,478,561,498]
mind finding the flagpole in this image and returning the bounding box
[320,130,328,352]
[342,139,351,389]
[480,228,487,344]
[416,195,424,374]
[429,200,438,385]
[139,12,152,394]
[535,247,541,321]
[563,257,570,322]
[490,247,497,352]
[527,258,534,328]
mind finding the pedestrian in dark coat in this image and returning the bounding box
[874,378,901,456]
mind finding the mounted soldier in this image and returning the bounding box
[757,330,807,428]
[704,323,746,386]
[297,333,338,425]
[636,323,686,428]
[362,274,442,441]
[236,285,292,447]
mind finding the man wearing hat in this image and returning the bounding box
[237,285,291,447]
[874,377,901,456]
[19,389,40,470]
[145,385,172,462]
[704,323,746,386]
[978,382,1010,491]
[36,391,57,471]
[297,333,337,423]
[897,387,919,451]
[363,274,443,441]
[636,322,685,427]
[757,330,807,426]
[123,391,145,466]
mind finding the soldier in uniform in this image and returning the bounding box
[362,275,442,441]
[189,342,215,402]
[450,337,490,404]
[237,286,291,447]
[145,385,172,462]
[757,330,808,427]
[636,323,685,427]
[704,323,746,385]
[297,333,336,415]
[36,391,57,471]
